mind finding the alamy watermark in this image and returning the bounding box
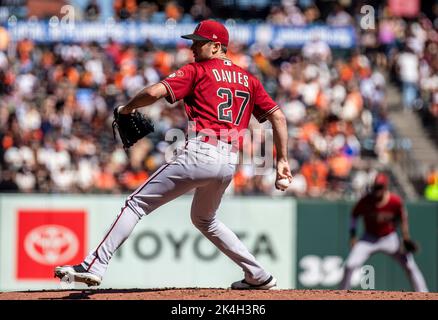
[162,122,275,175]
[360,5,376,30]
[358,265,375,289]
[59,272,76,290]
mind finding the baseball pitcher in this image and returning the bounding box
[339,173,428,292]
[55,20,292,289]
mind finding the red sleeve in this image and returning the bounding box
[352,198,366,217]
[160,63,197,103]
[391,194,403,217]
[252,78,280,123]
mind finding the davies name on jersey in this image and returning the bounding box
[212,68,249,88]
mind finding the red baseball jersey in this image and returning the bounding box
[352,193,404,237]
[160,58,279,138]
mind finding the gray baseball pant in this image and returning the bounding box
[339,232,428,292]
[81,138,271,285]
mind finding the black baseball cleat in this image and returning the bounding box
[54,265,102,287]
[231,275,277,290]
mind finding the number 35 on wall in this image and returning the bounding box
[298,255,372,288]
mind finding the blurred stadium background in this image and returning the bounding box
[0,0,437,293]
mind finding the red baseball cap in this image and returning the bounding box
[373,173,389,188]
[181,20,229,47]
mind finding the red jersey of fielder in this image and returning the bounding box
[160,58,279,137]
[352,193,404,237]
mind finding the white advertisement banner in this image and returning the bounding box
[0,195,296,291]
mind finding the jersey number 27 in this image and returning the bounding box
[217,88,250,125]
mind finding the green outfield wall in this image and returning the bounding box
[296,200,438,292]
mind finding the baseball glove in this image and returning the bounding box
[112,107,154,150]
[403,239,419,253]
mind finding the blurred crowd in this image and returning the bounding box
[0,0,437,199]
[363,5,438,200]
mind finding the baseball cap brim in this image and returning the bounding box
[181,34,211,41]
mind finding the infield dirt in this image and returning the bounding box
[0,289,437,300]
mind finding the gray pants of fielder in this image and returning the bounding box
[81,138,271,285]
[339,232,428,292]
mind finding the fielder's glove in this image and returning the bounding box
[403,239,419,253]
[112,107,154,150]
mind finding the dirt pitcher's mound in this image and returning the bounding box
[0,289,437,300]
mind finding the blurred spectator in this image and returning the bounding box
[233,165,256,195]
[425,166,438,184]
[165,1,184,22]
[15,166,36,192]
[0,50,7,70]
[267,2,306,26]
[378,16,401,57]
[396,45,419,111]
[190,0,212,22]
[302,35,331,63]
[267,6,288,25]
[137,2,159,22]
[326,3,353,27]
[373,111,394,164]
[327,148,353,192]
[303,4,321,24]
[94,162,119,193]
[283,2,306,26]
[52,165,76,192]
[289,172,307,197]
[85,0,101,21]
[351,166,377,198]
[0,169,19,192]
[301,154,329,197]
[341,83,364,121]
[114,0,137,20]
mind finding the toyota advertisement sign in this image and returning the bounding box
[16,210,86,280]
[0,194,295,291]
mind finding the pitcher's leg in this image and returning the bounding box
[82,161,197,278]
[392,252,429,292]
[190,172,271,284]
[82,205,139,277]
[339,240,375,290]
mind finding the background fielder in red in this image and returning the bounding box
[339,173,428,292]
